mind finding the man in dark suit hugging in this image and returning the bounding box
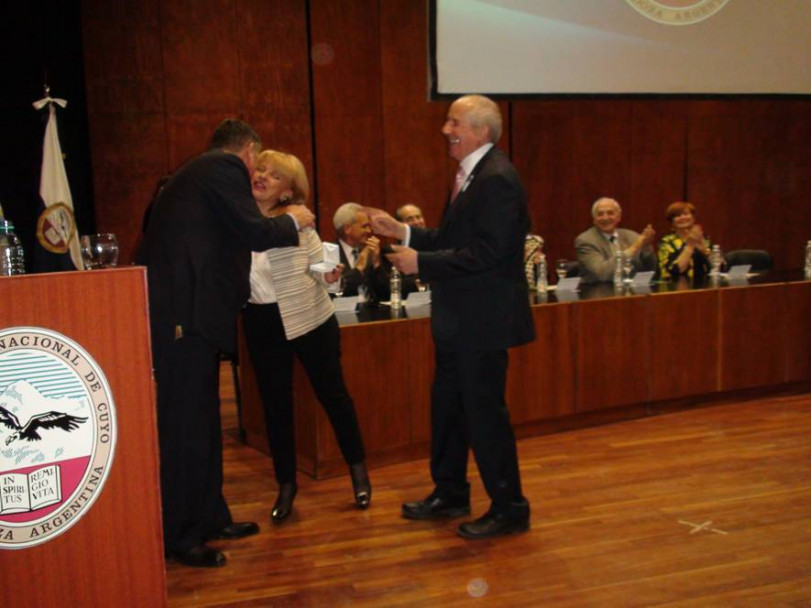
[138,119,314,567]
[369,95,535,539]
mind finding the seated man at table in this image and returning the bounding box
[575,197,656,283]
[333,202,416,301]
[395,203,427,228]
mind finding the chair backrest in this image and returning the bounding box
[724,249,773,271]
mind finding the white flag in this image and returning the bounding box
[32,96,84,270]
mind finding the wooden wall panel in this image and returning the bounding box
[380,0,451,227]
[719,283,787,391]
[784,281,811,383]
[512,100,634,267]
[687,101,811,270]
[648,290,719,401]
[82,0,167,264]
[310,0,384,236]
[82,0,811,272]
[628,101,688,235]
[575,295,650,413]
[406,317,435,446]
[240,0,313,174]
[161,0,242,167]
[507,303,575,423]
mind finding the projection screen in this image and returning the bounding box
[431,0,811,96]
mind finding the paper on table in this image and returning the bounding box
[404,291,431,307]
[631,271,655,287]
[724,264,752,279]
[556,277,581,292]
[332,296,358,312]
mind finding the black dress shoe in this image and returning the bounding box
[271,483,297,523]
[349,462,372,509]
[456,511,529,540]
[214,521,259,540]
[169,544,226,568]
[401,494,470,520]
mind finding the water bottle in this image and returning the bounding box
[536,253,548,293]
[805,240,811,278]
[710,244,723,277]
[389,267,402,308]
[0,220,26,276]
[613,249,623,287]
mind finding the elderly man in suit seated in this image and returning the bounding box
[575,197,656,283]
[333,202,415,301]
[333,203,385,298]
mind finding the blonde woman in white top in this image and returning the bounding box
[243,150,370,523]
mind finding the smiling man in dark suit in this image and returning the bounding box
[138,119,314,567]
[369,95,535,539]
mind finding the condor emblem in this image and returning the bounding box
[0,327,117,549]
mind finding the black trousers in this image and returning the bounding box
[243,304,365,484]
[430,347,528,515]
[152,329,232,553]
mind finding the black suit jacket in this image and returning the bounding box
[410,147,535,352]
[137,151,299,353]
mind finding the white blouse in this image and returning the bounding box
[248,230,334,340]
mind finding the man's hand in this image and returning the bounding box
[286,205,315,230]
[386,244,418,275]
[628,224,656,257]
[364,207,407,241]
[324,263,344,284]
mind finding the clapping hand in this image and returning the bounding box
[686,224,705,247]
[356,236,381,271]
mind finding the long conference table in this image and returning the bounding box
[238,271,811,479]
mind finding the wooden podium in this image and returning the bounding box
[0,268,166,607]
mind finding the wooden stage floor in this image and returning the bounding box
[166,366,811,607]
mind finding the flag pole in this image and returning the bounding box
[33,89,85,271]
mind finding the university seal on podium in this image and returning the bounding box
[0,327,117,549]
[625,0,731,26]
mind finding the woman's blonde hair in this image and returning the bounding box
[256,149,310,205]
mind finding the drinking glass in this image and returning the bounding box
[709,245,723,277]
[333,274,346,298]
[555,259,569,283]
[622,254,633,284]
[80,233,119,269]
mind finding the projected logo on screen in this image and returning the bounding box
[626,0,730,25]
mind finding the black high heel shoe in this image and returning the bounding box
[271,482,297,523]
[349,462,372,509]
